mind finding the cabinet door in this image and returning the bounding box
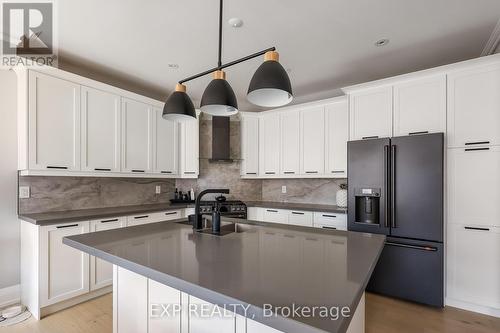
[28,71,81,170]
[115,267,148,333]
[240,114,259,176]
[90,217,125,291]
[189,296,236,333]
[447,224,500,309]
[447,64,500,147]
[121,98,153,173]
[179,116,199,176]
[247,319,283,333]
[301,106,325,175]
[280,110,300,176]
[288,210,313,227]
[349,86,393,140]
[81,86,121,172]
[40,222,89,306]
[448,146,500,227]
[325,99,348,177]
[259,113,280,176]
[149,279,182,333]
[153,108,178,175]
[393,75,446,136]
[262,208,288,224]
[247,207,264,221]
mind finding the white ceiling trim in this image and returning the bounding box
[481,18,500,55]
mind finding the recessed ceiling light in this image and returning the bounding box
[228,18,243,28]
[168,63,179,69]
[375,39,390,47]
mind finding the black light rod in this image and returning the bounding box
[178,46,276,84]
[218,0,223,67]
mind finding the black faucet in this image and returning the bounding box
[193,189,230,230]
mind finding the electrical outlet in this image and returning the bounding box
[281,185,287,194]
[155,185,161,194]
[19,186,30,199]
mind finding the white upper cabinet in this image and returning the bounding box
[153,108,178,175]
[259,113,281,176]
[28,71,81,170]
[81,86,121,172]
[325,98,348,177]
[447,63,500,147]
[393,75,446,136]
[179,115,199,176]
[121,98,153,173]
[240,114,259,176]
[280,110,300,175]
[349,86,393,140]
[301,106,325,175]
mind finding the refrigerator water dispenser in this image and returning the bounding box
[354,188,380,225]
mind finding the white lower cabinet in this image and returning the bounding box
[262,208,288,224]
[114,267,148,333]
[150,210,182,222]
[288,210,313,227]
[40,222,90,306]
[248,207,346,230]
[313,212,347,231]
[90,217,125,291]
[126,213,155,226]
[247,319,282,333]
[189,296,236,333]
[148,279,182,333]
[447,224,500,311]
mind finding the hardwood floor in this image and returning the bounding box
[2,293,500,333]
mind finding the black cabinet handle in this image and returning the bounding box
[465,141,490,146]
[246,172,257,175]
[291,212,304,215]
[331,170,345,174]
[101,218,118,223]
[362,136,379,140]
[464,226,490,231]
[322,214,337,218]
[165,212,178,215]
[56,224,78,229]
[305,171,318,174]
[409,131,429,135]
[132,169,145,173]
[134,215,149,219]
[95,168,111,171]
[266,209,278,213]
[465,147,490,152]
[284,171,295,174]
[386,242,437,252]
[384,144,390,228]
[322,226,337,230]
[184,172,196,174]
[47,166,68,170]
[161,171,172,174]
[265,172,276,175]
[391,145,396,228]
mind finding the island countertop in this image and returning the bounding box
[64,218,384,333]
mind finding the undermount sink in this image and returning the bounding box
[176,218,255,236]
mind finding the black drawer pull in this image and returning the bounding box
[47,166,68,169]
[161,171,172,174]
[464,226,490,231]
[305,171,318,174]
[292,212,304,215]
[246,172,257,175]
[362,136,379,140]
[322,226,337,230]
[465,141,490,146]
[409,131,429,135]
[134,215,149,219]
[322,214,337,218]
[386,241,437,252]
[266,209,278,213]
[165,212,178,215]
[283,171,295,174]
[265,172,276,175]
[132,169,145,173]
[184,172,196,174]
[95,168,111,171]
[56,224,78,229]
[331,170,344,173]
[464,148,490,152]
[101,218,119,223]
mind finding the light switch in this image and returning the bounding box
[281,186,287,194]
[19,186,30,199]
[155,185,161,194]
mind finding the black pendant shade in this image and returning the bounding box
[247,51,293,107]
[162,84,197,121]
[200,70,238,116]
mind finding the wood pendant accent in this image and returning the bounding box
[213,70,226,80]
[264,51,279,62]
[175,83,186,92]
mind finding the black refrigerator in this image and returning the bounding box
[347,133,444,307]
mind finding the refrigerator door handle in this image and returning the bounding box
[384,145,390,228]
[391,145,396,228]
[386,241,437,252]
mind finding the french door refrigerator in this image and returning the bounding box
[347,133,444,307]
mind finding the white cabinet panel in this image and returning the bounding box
[447,224,500,309]
[447,64,500,147]
[154,108,178,175]
[288,210,313,227]
[28,71,81,170]
[189,296,236,333]
[448,147,500,227]
[259,113,281,176]
[247,207,264,221]
[280,110,300,175]
[301,106,325,175]
[121,98,153,173]
[90,217,125,291]
[313,212,347,231]
[150,210,182,222]
[40,222,89,306]
[393,75,446,136]
[262,208,288,224]
[149,279,182,333]
[81,86,121,172]
[116,267,148,333]
[241,114,259,176]
[179,116,199,176]
[349,86,392,140]
[325,99,348,177]
[247,318,283,333]
[126,213,156,227]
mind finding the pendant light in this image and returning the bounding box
[200,70,238,116]
[162,83,196,121]
[247,51,293,107]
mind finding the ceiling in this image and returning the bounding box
[54,0,500,111]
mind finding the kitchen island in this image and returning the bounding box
[64,218,385,333]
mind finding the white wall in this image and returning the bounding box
[0,70,19,291]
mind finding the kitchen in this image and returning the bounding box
[0,1,500,333]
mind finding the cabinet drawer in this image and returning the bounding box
[126,214,154,226]
[150,210,181,222]
[313,212,347,230]
[287,210,313,227]
[262,208,288,224]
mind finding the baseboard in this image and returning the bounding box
[446,297,500,318]
[0,284,21,308]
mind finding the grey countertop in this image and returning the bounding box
[19,201,345,226]
[64,218,384,333]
